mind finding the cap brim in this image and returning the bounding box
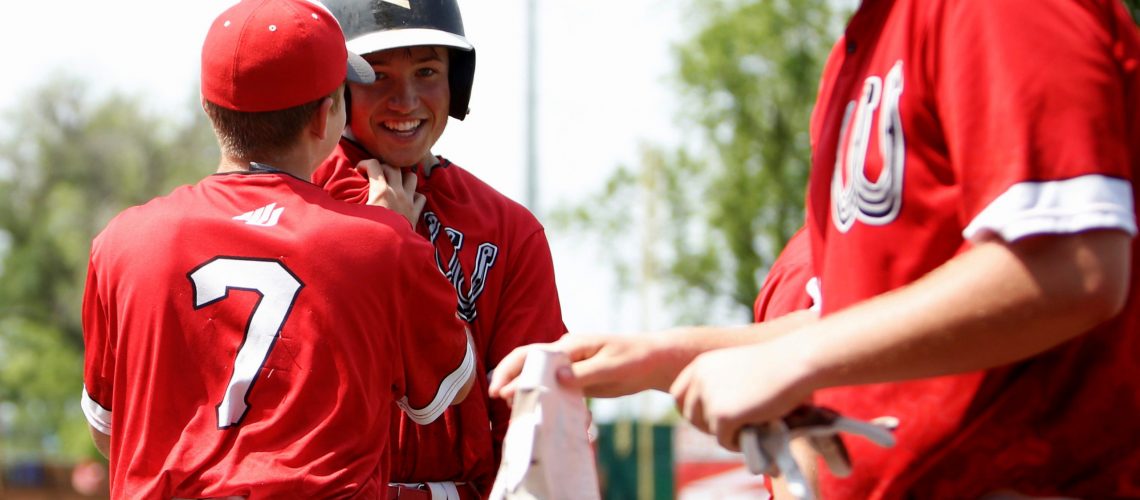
[347,28,473,56]
[346,50,375,84]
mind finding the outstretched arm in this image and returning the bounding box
[487,308,817,401]
[672,229,1132,450]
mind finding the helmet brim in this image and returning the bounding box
[347,28,473,56]
[346,51,376,84]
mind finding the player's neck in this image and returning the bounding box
[216,153,315,179]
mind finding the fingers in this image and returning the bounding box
[357,159,423,226]
[492,335,644,400]
[488,344,544,400]
[559,359,624,397]
[402,165,418,193]
[671,354,745,452]
[670,363,704,432]
[357,159,418,196]
[357,159,388,188]
[411,193,427,223]
[555,340,641,398]
[381,163,408,192]
[556,355,624,397]
[715,418,746,452]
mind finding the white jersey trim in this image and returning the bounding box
[427,482,461,500]
[81,386,112,435]
[806,277,822,313]
[390,482,461,500]
[963,175,1136,243]
[398,328,476,425]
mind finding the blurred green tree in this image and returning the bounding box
[0,75,216,461]
[554,0,844,323]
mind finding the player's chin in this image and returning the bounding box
[373,144,430,169]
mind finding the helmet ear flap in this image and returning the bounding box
[448,48,475,120]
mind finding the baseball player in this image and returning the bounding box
[493,0,1140,497]
[311,1,568,497]
[80,0,474,497]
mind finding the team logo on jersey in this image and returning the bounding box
[424,212,499,323]
[233,203,284,227]
[831,60,906,233]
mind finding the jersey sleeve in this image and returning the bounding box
[393,238,476,425]
[935,0,1137,242]
[81,251,114,435]
[753,227,816,323]
[485,227,567,367]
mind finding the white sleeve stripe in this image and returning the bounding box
[397,329,476,425]
[963,175,1137,243]
[81,386,112,435]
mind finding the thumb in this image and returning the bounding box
[558,356,626,398]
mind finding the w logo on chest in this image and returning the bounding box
[831,60,906,233]
[424,212,499,323]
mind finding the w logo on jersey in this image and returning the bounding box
[424,212,498,323]
[233,203,284,227]
[832,60,906,233]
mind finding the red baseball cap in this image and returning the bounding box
[201,0,374,112]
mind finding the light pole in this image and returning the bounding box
[524,0,539,212]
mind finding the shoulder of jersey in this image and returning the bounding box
[435,158,543,223]
[104,184,196,227]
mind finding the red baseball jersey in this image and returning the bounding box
[314,140,568,494]
[753,227,815,323]
[81,170,474,499]
[804,0,1140,497]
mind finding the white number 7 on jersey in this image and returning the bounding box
[189,257,304,428]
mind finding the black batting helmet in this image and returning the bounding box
[321,0,476,120]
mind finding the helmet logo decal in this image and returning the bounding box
[380,0,411,8]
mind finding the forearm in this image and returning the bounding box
[647,309,818,391]
[798,230,1130,390]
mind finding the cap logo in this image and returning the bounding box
[380,0,412,9]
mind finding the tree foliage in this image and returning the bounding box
[554,0,843,322]
[0,75,216,460]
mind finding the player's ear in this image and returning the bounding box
[310,96,335,141]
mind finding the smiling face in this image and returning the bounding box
[347,46,451,168]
